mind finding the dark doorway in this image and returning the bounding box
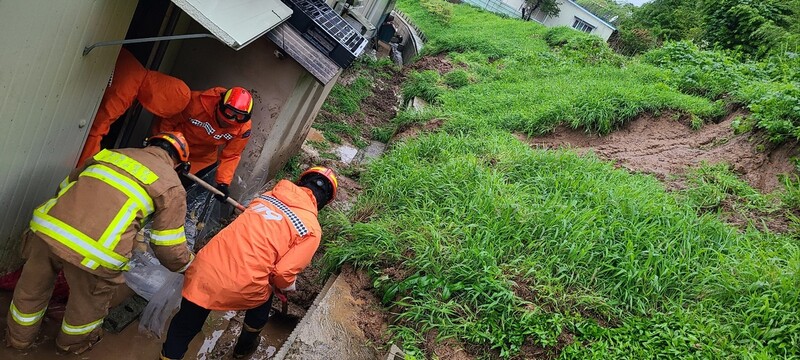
[102,0,180,150]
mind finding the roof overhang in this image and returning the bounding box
[171,0,293,50]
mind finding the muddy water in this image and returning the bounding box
[0,292,297,359]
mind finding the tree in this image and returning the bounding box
[701,0,795,55]
[624,0,703,42]
[522,0,561,21]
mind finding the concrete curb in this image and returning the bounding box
[273,273,338,360]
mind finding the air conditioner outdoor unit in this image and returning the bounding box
[280,0,369,68]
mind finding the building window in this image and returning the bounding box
[572,17,595,33]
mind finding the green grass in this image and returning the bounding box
[325,131,800,358]
[679,162,777,213]
[321,76,373,116]
[443,68,472,89]
[318,0,800,358]
[402,70,445,104]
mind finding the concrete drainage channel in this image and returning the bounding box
[275,274,405,360]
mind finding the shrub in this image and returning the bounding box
[745,82,800,143]
[611,27,658,56]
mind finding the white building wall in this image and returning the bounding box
[0,0,138,273]
[541,1,615,41]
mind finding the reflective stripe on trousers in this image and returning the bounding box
[8,302,46,326]
[61,318,103,336]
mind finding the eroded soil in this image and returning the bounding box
[526,111,797,193]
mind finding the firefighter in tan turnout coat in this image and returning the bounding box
[5,132,195,355]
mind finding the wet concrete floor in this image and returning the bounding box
[0,291,296,359]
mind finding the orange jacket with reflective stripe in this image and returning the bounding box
[182,180,321,310]
[151,87,251,186]
[77,49,189,167]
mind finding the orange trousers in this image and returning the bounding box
[5,233,119,354]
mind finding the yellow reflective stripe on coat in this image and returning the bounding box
[99,199,138,249]
[9,302,45,326]
[59,176,70,190]
[81,164,154,215]
[150,226,187,246]
[81,198,137,270]
[93,149,159,185]
[30,210,129,271]
[80,200,139,270]
[61,318,103,336]
[58,176,75,192]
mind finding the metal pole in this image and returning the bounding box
[83,34,219,56]
[182,172,247,212]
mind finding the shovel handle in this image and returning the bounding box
[182,172,246,212]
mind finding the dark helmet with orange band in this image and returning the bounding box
[217,87,253,125]
[145,132,190,172]
[297,166,338,210]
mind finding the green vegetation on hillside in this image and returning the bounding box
[320,0,800,358]
[609,0,800,56]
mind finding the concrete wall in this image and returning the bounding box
[165,21,337,201]
[0,0,138,273]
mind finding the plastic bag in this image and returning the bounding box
[124,250,171,300]
[138,272,184,339]
[184,167,233,250]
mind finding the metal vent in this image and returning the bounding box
[280,0,368,68]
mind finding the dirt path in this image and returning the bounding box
[524,111,798,193]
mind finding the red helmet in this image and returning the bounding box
[218,87,253,124]
[298,166,338,206]
[146,132,190,163]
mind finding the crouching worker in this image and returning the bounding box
[5,132,195,354]
[159,167,338,360]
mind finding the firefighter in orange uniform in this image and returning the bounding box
[159,167,338,360]
[77,48,190,167]
[5,133,195,355]
[151,86,254,199]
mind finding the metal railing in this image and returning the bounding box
[461,0,522,18]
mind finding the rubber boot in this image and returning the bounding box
[232,325,261,359]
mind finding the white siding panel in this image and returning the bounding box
[541,1,615,41]
[0,0,138,272]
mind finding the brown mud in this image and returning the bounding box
[525,110,798,193]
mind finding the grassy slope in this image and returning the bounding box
[322,1,800,358]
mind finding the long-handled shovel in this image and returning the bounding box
[181,171,246,212]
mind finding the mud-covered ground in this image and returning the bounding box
[527,110,797,193]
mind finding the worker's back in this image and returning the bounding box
[183,180,322,310]
[30,146,191,280]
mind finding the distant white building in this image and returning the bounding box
[505,0,617,41]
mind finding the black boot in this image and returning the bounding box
[232,327,261,359]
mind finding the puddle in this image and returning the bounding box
[197,329,224,359]
[0,292,297,360]
[0,291,181,360]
